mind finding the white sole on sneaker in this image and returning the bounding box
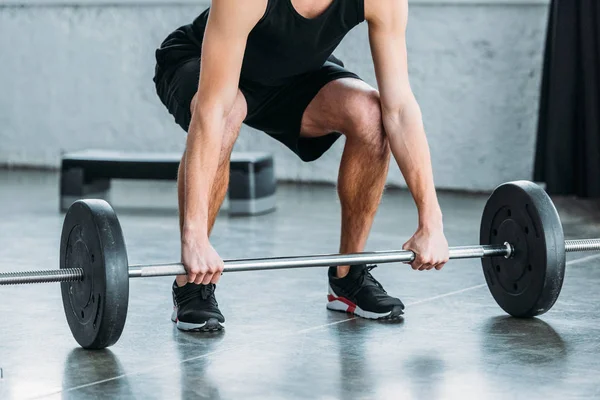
[326,285,403,320]
[171,308,225,332]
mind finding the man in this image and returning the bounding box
[153,0,449,332]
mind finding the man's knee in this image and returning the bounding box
[344,90,389,155]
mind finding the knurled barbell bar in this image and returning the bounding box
[1,180,600,349]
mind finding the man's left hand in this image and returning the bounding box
[402,226,449,271]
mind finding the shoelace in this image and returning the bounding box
[200,284,216,300]
[176,283,217,305]
[361,265,387,293]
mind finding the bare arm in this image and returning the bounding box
[366,0,448,270]
[365,0,442,229]
[183,0,265,239]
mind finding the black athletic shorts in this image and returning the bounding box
[153,52,361,162]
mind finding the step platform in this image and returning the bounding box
[60,150,276,215]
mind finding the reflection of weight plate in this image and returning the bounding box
[482,316,567,366]
[64,348,123,386]
[480,181,566,317]
[60,200,129,349]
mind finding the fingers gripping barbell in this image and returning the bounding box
[1,181,600,349]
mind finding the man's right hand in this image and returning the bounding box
[181,237,224,285]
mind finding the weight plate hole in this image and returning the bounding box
[495,265,500,273]
[91,254,95,263]
[513,283,518,291]
[81,310,84,319]
[493,229,498,237]
[524,226,529,234]
[528,264,532,272]
[507,209,512,217]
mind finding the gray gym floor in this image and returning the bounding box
[1,170,599,400]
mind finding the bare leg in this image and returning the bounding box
[301,79,390,278]
[336,128,389,277]
[176,91,247,286]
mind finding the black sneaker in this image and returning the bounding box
[327,265,404,320]
[171,281,225,332]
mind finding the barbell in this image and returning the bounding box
[1,180,599,349]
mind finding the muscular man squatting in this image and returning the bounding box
[153,0,450,331]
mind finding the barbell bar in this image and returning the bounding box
[2,240,600,286]
[0,244,511,285]
[0,180,599,349]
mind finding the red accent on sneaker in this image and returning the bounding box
[328,294,357,313]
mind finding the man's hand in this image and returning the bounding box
[402,226,449,271]
[181,235,224,285]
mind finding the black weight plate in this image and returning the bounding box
[480,181,565,317]
[60,199,129,349]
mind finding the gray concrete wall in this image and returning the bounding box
[0,0,549,191]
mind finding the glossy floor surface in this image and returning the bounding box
[1,171,600,400]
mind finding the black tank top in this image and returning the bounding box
[156,0,365,86]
